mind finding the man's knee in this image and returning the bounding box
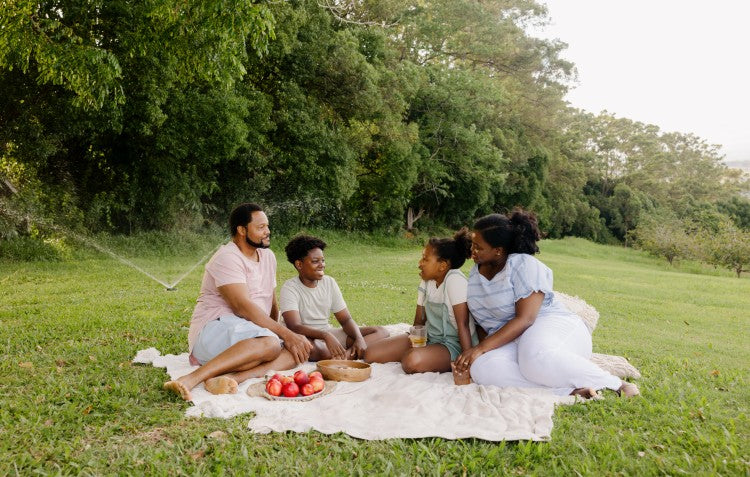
[248,335,282,361]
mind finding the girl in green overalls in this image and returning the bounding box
[365,228,478,374]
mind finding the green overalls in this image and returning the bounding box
[420,269,479,360]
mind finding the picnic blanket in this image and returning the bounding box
[138,347,573,440]
[136,293,640,441]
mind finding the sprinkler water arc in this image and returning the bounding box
[0,203,224,290]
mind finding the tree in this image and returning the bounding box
[0,0,275,231]
[0,0,273,109]
[717,196,750,231]
[6,0,743,243]
[559,108,746,243]
[236,1,422,231]
[698,223,750,278]
[407,67,507,227]
[630,212,695,265]
[389,0,573,227]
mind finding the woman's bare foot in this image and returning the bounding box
[618,381,640,398]
[164,379,192,401]
[570,387,599,399]
[204,375,238,395]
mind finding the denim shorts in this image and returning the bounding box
[427,335,463,361]
[192,314,280,365]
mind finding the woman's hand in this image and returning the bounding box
[324,332,347,360]
[454,346,486,372]
[453,292,544,371]
[346,337,368,360]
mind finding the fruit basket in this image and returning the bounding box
[246,380,336,401]
[246,370,336,401]
[316,360,371,382]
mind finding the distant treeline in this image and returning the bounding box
[1,0,748,242]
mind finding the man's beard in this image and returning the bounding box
[246,235,270,249]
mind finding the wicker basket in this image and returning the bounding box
[246,380,336,401]
[316,360,371,382]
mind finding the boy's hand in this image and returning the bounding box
[324,333,347,360]
[346,337,368,360]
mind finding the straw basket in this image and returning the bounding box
[246,380,336,401]
[316,360,371,382]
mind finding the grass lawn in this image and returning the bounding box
[1,233,748,475]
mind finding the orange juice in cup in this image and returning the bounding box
[409,325,427,347]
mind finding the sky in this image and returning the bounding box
[535,0,750,165]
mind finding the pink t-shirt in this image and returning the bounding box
[188,242,277,351]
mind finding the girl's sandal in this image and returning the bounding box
[616,381,640,398]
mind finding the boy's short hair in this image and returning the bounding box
[285,235,327,264]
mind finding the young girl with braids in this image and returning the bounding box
[452,209,639,398]
[365,228,478,373]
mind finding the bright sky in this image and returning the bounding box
[536,0,750,164]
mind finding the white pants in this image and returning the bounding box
[470,313,622,395]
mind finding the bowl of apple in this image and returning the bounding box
[248,370,335,401]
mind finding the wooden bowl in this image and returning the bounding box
[316,360,371,382]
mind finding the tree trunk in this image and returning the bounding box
[406,207,424,231]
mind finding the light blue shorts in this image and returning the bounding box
[192,314,280,365]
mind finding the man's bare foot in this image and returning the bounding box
[618,381,640,398]
[164,379,192,401]
[204,376,238,395]
[570,387,599,399]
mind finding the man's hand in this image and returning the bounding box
[282,331,313,364]
[346,337,368,360]
[324,333,347,360]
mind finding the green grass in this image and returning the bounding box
[1,234,748,475]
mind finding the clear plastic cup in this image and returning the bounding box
[408,325,427,347]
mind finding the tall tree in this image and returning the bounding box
[0,0,275,230]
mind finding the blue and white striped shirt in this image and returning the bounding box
[467,253,574,335]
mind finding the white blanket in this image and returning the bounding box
[137,346,576,441]
[136,313,640,441]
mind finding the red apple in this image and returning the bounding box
[309,377,324,393]
[265,378,282,396]
[309,371,323,380]
[293,370,309,387]
[282,381,299,397]
[300,383,315,396]
[271,373,284,382]
[280,375,294,385]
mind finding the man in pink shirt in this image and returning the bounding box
[164,203,312,401]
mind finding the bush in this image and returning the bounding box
[0,234,73,262]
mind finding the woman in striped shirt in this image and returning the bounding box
[452,210,639,398]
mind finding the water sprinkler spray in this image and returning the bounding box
[2,199,225,290]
